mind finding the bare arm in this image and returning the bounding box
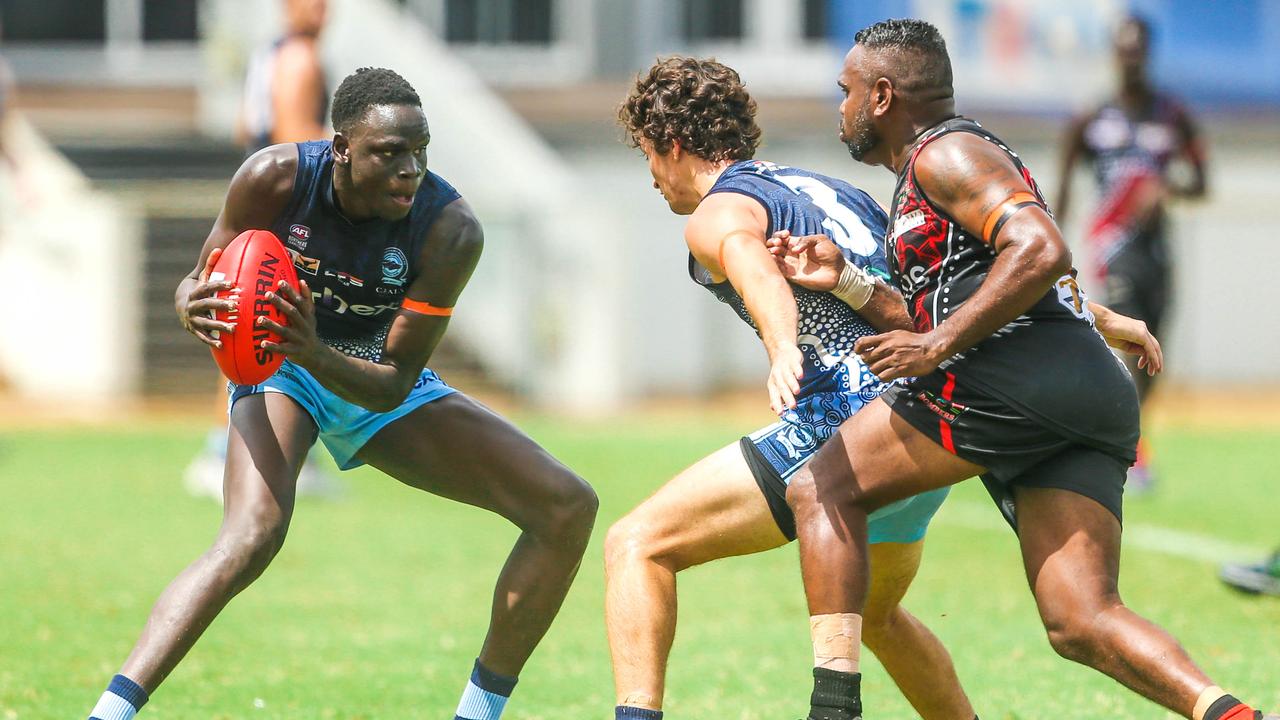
[174,145,298,346]
[269,38,327,144]
[855,134,1071,380]
[687,192,803,413]
[1170,105,1208,200]
[917,134,1070,358]
[765,230,914,332]
[262,200,483,412]
[1055,115,1089,225]
[1088,301,1162,375]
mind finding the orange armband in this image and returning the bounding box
[980,191,1042,244]
[401,298,454,316]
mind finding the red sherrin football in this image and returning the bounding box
[209,229,300,385]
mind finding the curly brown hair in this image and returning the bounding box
[619,57,761,162]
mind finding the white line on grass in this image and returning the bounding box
[935,500,1268,564]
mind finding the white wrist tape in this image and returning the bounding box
[832,262,876,310]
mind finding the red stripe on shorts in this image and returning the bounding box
[939,371,957,453]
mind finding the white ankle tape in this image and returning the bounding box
[810,613,863,671]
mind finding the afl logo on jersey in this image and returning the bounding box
[382,247,409,287]
[287,224,311,250]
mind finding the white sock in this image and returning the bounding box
[89,691,139,720]
[453,659,517,720]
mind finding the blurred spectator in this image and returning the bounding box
[185,0,338,502]
[0,16,31,221]
[1221,549,1280,597]
[0,16,18,174]
[236,0,329,156]
[1056,14,1207,492]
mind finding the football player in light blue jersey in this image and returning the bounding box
[605,57,975,720]
[85,68,597,720]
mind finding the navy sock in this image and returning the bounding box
[616,706,663,719]
[454,659,518,720]
[89,674,149,720]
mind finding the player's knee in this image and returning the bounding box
[603,517,638,575]
[604,514,669,575]
[1042,609,1110,666]
[860,606,904,651]
[539,473,598,548]
[784,469,819,515]
[785,468,873,523]
[213,521,288,589]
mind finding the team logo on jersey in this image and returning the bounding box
[287,248,321,275]
[287,224,311,250]
[891,209,926,242]
[312,286,399,317]
[324,269,364,287]
[381,247,408,287]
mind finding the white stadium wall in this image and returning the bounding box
[0,116,142,403]
[194,0,1280,410]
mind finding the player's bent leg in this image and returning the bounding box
[1015,484,1222,718]
[861,541,974,720]
[604,442,789,711]
[355,393,598,680]
[786,397,980,619]
[786,398,979,720]
[98,392,313,715]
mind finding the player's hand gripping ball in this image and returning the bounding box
[209,230,300,385]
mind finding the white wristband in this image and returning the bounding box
[832,262,876,310]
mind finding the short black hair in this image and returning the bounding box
[330,67,422,134]
[853,18,952,94]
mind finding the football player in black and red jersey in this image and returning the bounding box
[769,18,1273,720]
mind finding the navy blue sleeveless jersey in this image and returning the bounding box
[691,159,891,400]
[270,140,461,361]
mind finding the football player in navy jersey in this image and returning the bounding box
[86,68,597,720]
[606,56,975,720]
[1057,15,1209,490]
[770,19,1271,720]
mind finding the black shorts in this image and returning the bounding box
[1101,224,1171,335]
[883,372,1132,528]
[738,435,952,544]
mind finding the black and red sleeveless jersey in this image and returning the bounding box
[887,116,1139,457]
[888,116,1086,332]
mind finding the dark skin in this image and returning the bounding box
[114,102,596,698]
[782,42,1232,719]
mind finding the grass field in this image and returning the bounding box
[1,408,1277,719]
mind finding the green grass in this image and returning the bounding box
[1,415,1277,719]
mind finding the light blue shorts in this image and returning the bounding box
[741,388,950,543]
[228,360,456,470]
